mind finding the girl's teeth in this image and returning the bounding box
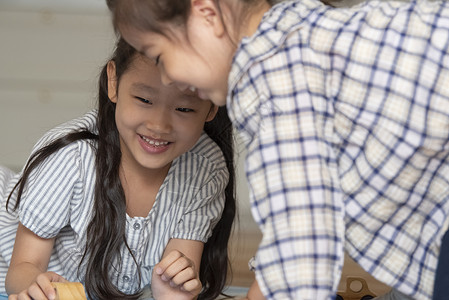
[142,136,168,146]
[189,86,196,92]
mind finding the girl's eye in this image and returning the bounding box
[137,97,151,104]
[154,55,160,66]
[176,107,194,113]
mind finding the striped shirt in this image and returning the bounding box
[0,166,16,294]
[227,0,449,299]
[0,110,228,296]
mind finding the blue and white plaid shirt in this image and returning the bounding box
[227,0,449,299]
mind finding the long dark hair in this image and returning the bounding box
[7,38,236,300]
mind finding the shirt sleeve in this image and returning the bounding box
[241,92,345,299]
[172,162,228,243]
[18,143,82,239]
[0,166,19,265]
[233,49,344,300]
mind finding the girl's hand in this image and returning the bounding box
[8,271,67,300]
[151,250,202,300]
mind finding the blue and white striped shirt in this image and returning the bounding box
[227,0,449,299]
[0,110,229,296]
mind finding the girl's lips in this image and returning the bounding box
[138,134,171,153]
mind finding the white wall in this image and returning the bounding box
[0,3,113,170]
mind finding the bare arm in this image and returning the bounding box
[6,222,65,299]
[151,238,204,300]
[246,280,265,300]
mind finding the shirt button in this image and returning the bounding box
[123,275,130,282]
[133,222,141,230]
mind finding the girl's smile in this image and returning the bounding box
[138,134,171,154]
[107,53,217,175]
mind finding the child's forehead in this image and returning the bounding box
[121,56,159,81]
[125,54,156,73]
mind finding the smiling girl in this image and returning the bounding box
[0,38,236,300]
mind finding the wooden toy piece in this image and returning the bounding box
[336,277,376,300]
[51,282,87,300]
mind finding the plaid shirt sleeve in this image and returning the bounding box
[227,0,449,299]
[244,87,345,299]
[231,49,345,299]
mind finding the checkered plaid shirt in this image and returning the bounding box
[227,0,449,299]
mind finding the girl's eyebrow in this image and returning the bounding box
[131,82,158,94]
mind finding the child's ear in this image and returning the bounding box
[206,104,219,122]
[107,60,118,103]
[190,0,225,37]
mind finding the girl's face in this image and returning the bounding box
[108,54,217,175]
[120,2,236,107]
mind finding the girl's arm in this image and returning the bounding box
[246,280,265,300]
[151,238,204,300]
[6,223,66,299]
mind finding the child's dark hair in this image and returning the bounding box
[7,38,236,300]
[106,0,341,37]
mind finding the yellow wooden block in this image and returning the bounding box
[51,282,87,300]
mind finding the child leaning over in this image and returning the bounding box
[0,38,236,300]
[108,0,449,299]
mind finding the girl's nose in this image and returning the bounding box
[147,108,172,134]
